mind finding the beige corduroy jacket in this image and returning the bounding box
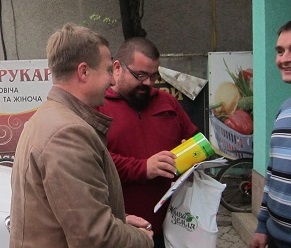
[10,86,153,248]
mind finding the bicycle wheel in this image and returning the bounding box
[216,158,252,212]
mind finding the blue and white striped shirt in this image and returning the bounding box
[256,98,291,244]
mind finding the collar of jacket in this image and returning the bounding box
[47,86,112,134]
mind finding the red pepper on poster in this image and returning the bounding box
[224,109,253,135]
[240,69,253,80]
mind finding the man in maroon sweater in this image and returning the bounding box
[98,37,198,248]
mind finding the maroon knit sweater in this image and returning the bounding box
[97,87,198,235]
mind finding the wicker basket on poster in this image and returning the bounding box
[210,114,253,159]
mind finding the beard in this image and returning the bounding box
[126,85,151,111]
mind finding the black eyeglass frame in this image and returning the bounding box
[119,60,160,82]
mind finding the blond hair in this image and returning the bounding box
[47,23,109,81]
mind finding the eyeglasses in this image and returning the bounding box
[120,61,160,82]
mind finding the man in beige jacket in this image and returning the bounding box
[9,23,154,248]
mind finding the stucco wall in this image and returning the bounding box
[0,0,252,60]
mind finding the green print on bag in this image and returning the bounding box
[168,205,199,232]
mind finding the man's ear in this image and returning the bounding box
[113,60,122,75]
[77,62,88,81]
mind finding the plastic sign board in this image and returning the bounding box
[208,52,253,159]
[0,59,52,159]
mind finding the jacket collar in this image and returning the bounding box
[47,86,112,134]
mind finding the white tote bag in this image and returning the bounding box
[163,171,226,248]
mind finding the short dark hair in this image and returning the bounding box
[113,37,160,64]
[277,21,291,36]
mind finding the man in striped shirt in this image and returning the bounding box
[250,20,291,248]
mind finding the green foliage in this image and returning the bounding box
[83,13,117,27]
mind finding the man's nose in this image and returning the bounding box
[110,76,116,86]
[281,51,291,63]
[141,77,152,86]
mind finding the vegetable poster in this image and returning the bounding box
[208,52,253,159]
[0,60,52,161]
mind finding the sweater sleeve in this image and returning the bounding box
[110,151,148,183]
[255,168,271,234]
